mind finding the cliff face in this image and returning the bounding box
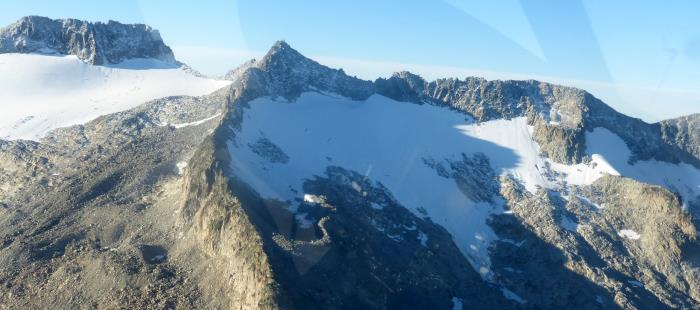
[0,16,175,64]
[660,113,700,163]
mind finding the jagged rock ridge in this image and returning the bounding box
[0,16,175,64]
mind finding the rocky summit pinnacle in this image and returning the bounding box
[235,40,375,100]
[0,16,175,65]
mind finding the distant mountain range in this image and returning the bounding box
[0,16,699,309]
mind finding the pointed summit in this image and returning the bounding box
[264,40,296,59]
[269,40,293,53]
[247,40,374,100]
[257,40,317,73]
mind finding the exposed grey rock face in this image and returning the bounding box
[251,41,375,100]
[424,153,499,203]
[0,16,175,65]
[223,58,256,81]
[660,113,700,161]
[376,73,700,168]
[494,174,700,309]
[0,140,52,206]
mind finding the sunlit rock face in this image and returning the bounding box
[0,16,175,64]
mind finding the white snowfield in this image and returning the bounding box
[617,229,641,240]
[165,112,222,129]
[227,91,700,281]
[0,53,230,140]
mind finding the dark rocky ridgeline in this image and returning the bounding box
[0,16,175,65]
[375,72,700,168]
[659,113,700,164]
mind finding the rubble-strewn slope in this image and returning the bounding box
[0,89,249,308]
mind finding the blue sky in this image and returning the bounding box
[1,0,699,121]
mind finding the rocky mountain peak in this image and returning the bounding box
[256,40,326,74]
[239,41,374,100]
[0,16,175,65]
[265,40,296,58]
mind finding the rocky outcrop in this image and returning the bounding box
[376,71,700,168]
[493,174,700,309]
[181,134,282,309]
[586,176,700,306]
[0,140,51,205]
[659,113,700,161]
[223,58,256,81]
[0,16,175,65]
[251,41,375,100]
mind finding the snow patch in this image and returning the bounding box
[176,161,188,175]
[417,231,429,247]
[167,112,221,129]
[501,287,525,304]
[560,216,579,232]
[370,203,384,210]
[617,229,641,240]
[501,239,526,247]
[294,213,315,229]
[151,254,166,263]
[303,194,324,204]
[451,297,463,310]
